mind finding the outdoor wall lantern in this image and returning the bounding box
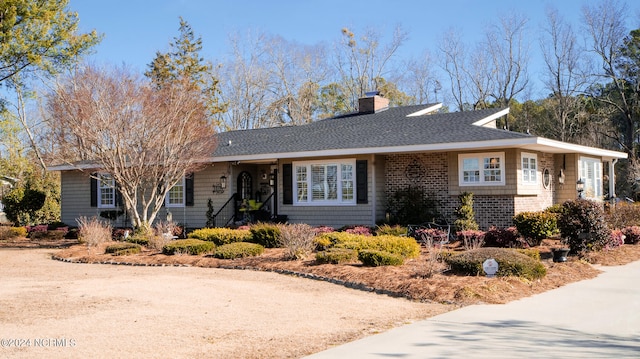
[576,178,585,198]
[269,173,275,187]
[213,175,227,194]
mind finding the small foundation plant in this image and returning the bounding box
[76,216,112,253]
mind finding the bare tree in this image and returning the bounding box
[440,30,468,111]
[486,12,531,129]
[582,0,637,181]
[46,65,216,232]
[334,26,407,111]
[404,51,441,104]
[540,6,589,142]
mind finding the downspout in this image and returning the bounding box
[610,159,618,199]
[370,154,376,226]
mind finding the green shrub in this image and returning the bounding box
[105,242,142,256]
[386,186,440,225]
[126,235,150,246]
[333,234,420,259]
[444,248,546,280]
[0,226,28,239]
[558,199,610,254]
[315,248,358,264]
[188,228,252,245]
[162,239,214,255]
[375,224,407,236]
[512,211,558,246]
[213,242,264,259]
[249,223,281,248]
[358,249,404,266]
[454,192,479,231]
[515,248,541,261]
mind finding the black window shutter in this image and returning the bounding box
[115,181,123,207]
[356,160,368,204]
[283,164,292,205]
[185,174,194,206]
[90,173,97,207]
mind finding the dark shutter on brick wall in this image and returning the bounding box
[283,164,292,205]
[356,160,368,204]
[90,173,97,207]
[185,174,194,206]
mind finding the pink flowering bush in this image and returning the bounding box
[607,229,625,250]
[621,226,640,244]
[343,225,373,236]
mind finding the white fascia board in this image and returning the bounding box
[472,108,510,127]
[47,163,101,171]
[406,103,443,117]
[210,136,627,163]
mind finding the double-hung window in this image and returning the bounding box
[521,153,538,185]
[98,173,115,208]
[579,157,603,199]
[459,153,505,186]
[166,178,185,207]
[293,160,355,205]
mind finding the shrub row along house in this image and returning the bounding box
[49,94,627,230]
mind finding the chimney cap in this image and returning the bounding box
[364,91,380,97]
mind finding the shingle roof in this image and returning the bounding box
[213,105,527,158]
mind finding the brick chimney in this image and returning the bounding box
[358,92,389,114]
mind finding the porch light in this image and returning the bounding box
[269,173,275,187]
[213,175,227,194]
[576,178,585,198]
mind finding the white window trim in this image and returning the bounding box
[458,152,506,186]
[165,177,186,207]
[97,173,116,209]
[579,156,603,200]
[521,152,538,185]
[293,159,357,206]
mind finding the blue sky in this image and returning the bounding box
[69,0,638,99]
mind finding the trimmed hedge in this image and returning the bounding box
[126,235,150,246]
[444,248,547,280]
[317,232,420,259]
[162,239,214,255]
[188,228,252,246]
[105,242,142,256]
[315,248,358,264]
[213,242,264,259]
[249,223,281,248]
[358,249,404,266]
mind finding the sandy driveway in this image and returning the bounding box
[0,248,451,358]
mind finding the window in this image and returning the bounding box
[98,173,115,208]
[166,178,185,207]
[522,153,537,185]
[579,157,603,199]
[459,153,505,186]
[293,160,356,205]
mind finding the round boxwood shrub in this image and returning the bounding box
[105,242,142,256]
[162,239,214,255]
[249,223,281,248]
[557,199,610,254]
[513,211,558,246]
[213,242,264,259]
[315,248,358,264]
[358,249,404,266]
[188,228,252,245]
[444,248,546,280]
